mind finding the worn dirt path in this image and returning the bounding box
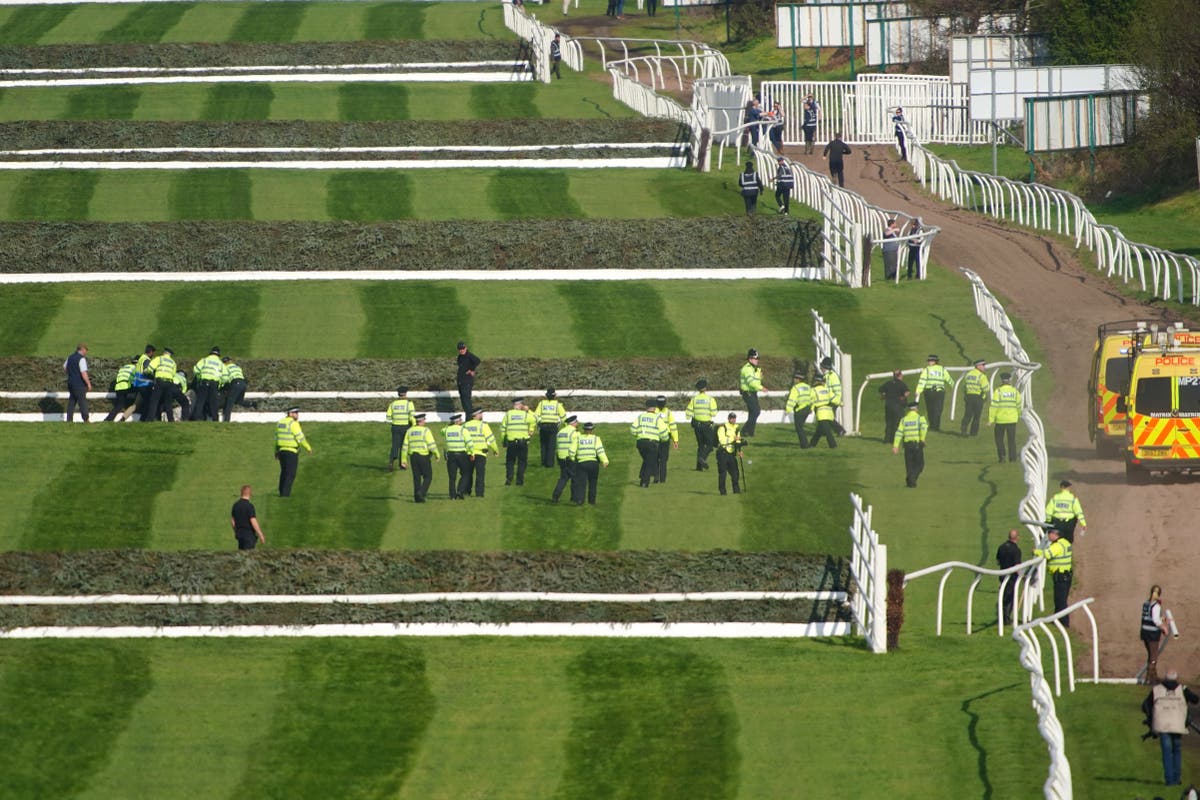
[783,145,1200,679]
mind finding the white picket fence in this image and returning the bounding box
[848,492,888,654]
[909,133,1200,305]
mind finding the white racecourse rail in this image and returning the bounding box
[847,492,887,654]
[908,130,1200,306]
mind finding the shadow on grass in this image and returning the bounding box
[976,465,1000,566]
[962,683,1023,799]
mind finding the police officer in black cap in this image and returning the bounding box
[686,378,718,470]
[739,348,765,437]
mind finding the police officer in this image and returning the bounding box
[463,407,500,497]
[500,397,535,486]
[818,357,844,435]
[715,412,743,495]
[535,388,567,468]
[686,378,718,471]
[455,341,480,414]
[808,376,837,449]
[738,161,762,216]
[1045,479,1087,542]
[443,412,474,500]
[63,343,91,423]
[133,345,155,418]
[892,401,928,488]
[774,156,794,214]
[878,368,910,444]
[631,398,667,488]
[1034,529,1073,625]
[145,347,177,422]
[401,412,439,502]
[169,367,191,421]
[386,386,416,472]
[785,371,813,448]
[915,354,952,431]
[739,348,765,437]
[988,372,1023,463]
[654,395,679,484]
[275,407,312,497]
[191,346,224,421]
[572,422,609,505]
[960,358,990,436]
[105,356,138,422]
[220,356,247,422]
[552,415,580,503]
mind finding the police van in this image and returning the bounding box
[1118,326,1200,484]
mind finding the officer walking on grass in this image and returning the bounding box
[738,161,763,216]
[915,354,952,431]
[552,415,580,503]
[960,359,990,436]
[501,397,535,486]
[892,400,928,488]
[572,422,609,505]
[632,398,667,487]
[401,412,439,503]
[386,386,416,472]
[463,406,499,497]
[716,412,743,495]
[191,346,224,421]
[535,388,567,468]
[275,407,312,498]
[686,378,718,471]
[443,412,475,500]
[774,157,794,215]
[878,368,910,444]
[988,372,1023,463]
[808,376,837,449]
[739,349,765,437]
[785,371,813,448]
[1034,528,1073,625]
[654,395,679,484]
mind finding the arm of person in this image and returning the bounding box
[251,515,265,544]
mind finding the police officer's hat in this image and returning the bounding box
[286,406,300,415]
[397,386,408,395]
[583,421,595,431]
[129,355,138,363]
[695,378,708,390]
[471,407,484,417]
[512,397,523,405]
[163,347,174,355]
[907,401,919,408]
[222,356,231,363]
[1059,479,1072,488]
[145,344,155,353]
[450,412,463,422]
[820,356,834,369]
[1000,372,1012,381]
[793,372,804,379]
[927,354,940,362]
[812,375,825,384]
[456,341,467,350]
[210,346,221,355]
[727,412,737,420]
[655,395,667,406]
[414,412,427,421]
[565,415,578,425]
[546,388,556,398]
[973,358,986,366]
[747,348,759,359]
[646,398,658,408]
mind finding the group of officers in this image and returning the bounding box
[96,344,249,423]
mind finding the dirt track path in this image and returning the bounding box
[785,145,1200,679]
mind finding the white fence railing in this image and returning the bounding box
[910,134,1200,306]
[812,308,854,434]
[503,3,583,82]
[903,557,1044,637]
[848,492,888,654]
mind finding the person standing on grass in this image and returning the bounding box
[892,401,928,488]
[808,376,838,449]
[774,156,794,215]
[386,386,416,472]
[455,341,480,415]
[960,359,990,437]
[738,161,763,216]
[220,356,248,422]
[63,343,91,423]
[550,34,563,79]
[535,388,568,468]
[715,412,743,495]
[785,371,813,448]
[906,218,924,279]
[401,412,439,503]
[882,218,902,280]
[1142,668,1199,787]
[879,369,910,444]
[275,407,312,498]
[463,406,499,497]
[145,347,177,422]
[104,356,138,422]
[995,529,1022,623]
[230,484,265,551]
[191,346,223,421]
[654,395,679,484]
[442,412,474,500]
[572,422,609,505]
[1033,529,1072,624]
[739,348,764,437]
[501,397,535,486]
[988,371,1023,463]
[915,354,952,431]
[823,132,851,188]
[686,379,718,471]
[631,398,666,488]
[552,415,580,503]
[1141,585,1170,685]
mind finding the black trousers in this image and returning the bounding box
[573,461,600,504]
[636,439,659,487]
[829,162,845,187]
[168,387,190,421]
[457,379,473,415]
[146,378,173,422]
[691,420,714,468]
[1049,517,1079,543]
[907,243,920,278]
[553,457,576,501]
[104,389,133,421]
[447,452,471,499]
[236,530,258,551]
[803,125,816,152]
[505,439,529,484]
[741,391,760,436]
[775,185,791,213]
[809,418,837,449]
[1052,571,1072,625]
[135,385,153,420]
[742,193,758,215]
[994,422,1017,462]
[883,404,904,444]
[923,390,945,430]
[389,425,409,464]
[656,441,670,483]
[896,130,907,161]
[410,453,433,502]
[66,384,89,422]
[222,379,246,422]
[716,449,740,494]
[902,441,924,487]
[961,395,984,436]
[192,380,219,421]
[791,406,811,447]
[551,57,562,78]
[1000,576,1017,622]
[467,455,487,497]
[646,0,657,14]
[277,450,298,497]
[539,423,557,467]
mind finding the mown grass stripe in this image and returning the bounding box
[63,86,141,121]
[233,641,435,797]
[0,283,64,357]
[228,2,305,43]
[358,282,469,359]
[0,642,153,799]
[327,171,414,221]
[10,170,98,220]
[364,2,425,39]
[99,3,193,44]
[488,169,581,220]
[499,451,625,549]
[168,170,252,220]
[557,641,739,800]
[0,5,71,44]
[471,82,539,119]
[148,284,261,358]
[557,282,684,357]
[25,426,192,549]
[338,83,410,122]
[202,84,274,121]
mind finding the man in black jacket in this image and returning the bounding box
[456,341,480,414]
[823,132,852,188]
[995,529,1022,622]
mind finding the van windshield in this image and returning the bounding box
[1104,357,1130,392]
[1179,376,1200,415]
[1137,377,1173,415]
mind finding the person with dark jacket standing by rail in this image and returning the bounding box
[63,343,92,423]
[738,161,762,215]
[995,529,1022,623]
[774,156,794,215]
[550,34,563,79]
[878,369,910,444]
[823,132,852,188]
[456,341,480,414]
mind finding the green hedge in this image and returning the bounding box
[0,40,521,69]
[0,120,687,150]
[0,217,815,273]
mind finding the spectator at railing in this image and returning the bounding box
[802,95,818,155]
[892,107,907,161]
[767,101,785,154]
[743,97,762,146]
[882,218,901,280]
[905,217,924,279]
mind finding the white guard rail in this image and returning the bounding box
[503,3,583,82]
[812,309,854,434]
[902,556,1044,637]
[909,129,1200,306]
[848,492,887,654]
[1013,598,1100,800]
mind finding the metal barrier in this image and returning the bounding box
[848,492,888,654]
[903,557,1045,637]
[812,309,855,434]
